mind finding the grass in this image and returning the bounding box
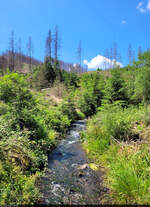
[82,103,150,204]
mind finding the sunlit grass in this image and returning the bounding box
[83,103,150,204]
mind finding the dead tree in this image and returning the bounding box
[53,25,61,63]
[128,43,133,65]
[0,54,7,73]
[27,36,33,72]
[112,42,118,67]
[45,29,52,63]
[77,40,82,73]
[17,38,23,71]
[8,31,15,71]
[104,48,109,70]
[112,42,122,68]
[138,46,142,57]
[132,50,135,62]
[110,48,113,68]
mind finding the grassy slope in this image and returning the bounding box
[82,104,150,204]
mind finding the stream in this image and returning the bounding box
[37,120,107,205]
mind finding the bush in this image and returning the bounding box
[0,139,40,205]
[59,94,78,123]
[0,72,77,205]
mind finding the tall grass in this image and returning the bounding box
[83,103,150,204]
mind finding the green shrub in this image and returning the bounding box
[59,94,78,123]
[0,102,9,115]
[0,140,40,205]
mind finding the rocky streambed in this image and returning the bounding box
[37,120,108,205]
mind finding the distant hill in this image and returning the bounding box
[0,52,42,73]
[0,51,87,74]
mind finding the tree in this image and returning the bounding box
[53,60,63,81]
[133,67,150,104]
[127,43,133,65]
[44,57,56,84]
[45,29,52,63]
[78,72,105,116]
[8,31,15,71]
[103,68,127,104]
[138,46,142,57]
[17,38,23,71]
[27,36,33,72]
[135,50,150,68]
[113,42,118,63]
[77,40,82,73]
[104,48,110,69]
[53,25,60,63]
[110,48,113,68]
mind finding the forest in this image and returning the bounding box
[0,27,150,204]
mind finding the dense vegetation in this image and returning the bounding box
[81,50,150,204]
[1,50,150,204]
[0,59,82,204]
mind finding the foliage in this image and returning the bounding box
[83,103,150,204]
[77,71,104,116]
[59,93,78,123]
[103,68,128,104]
[62,70,79,89]
[134,50,150,68]
[2,49,150,205]
[133,67,150,103]
[0,72,79,204]
[31,59,63,90]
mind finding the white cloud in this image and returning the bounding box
[147,0,150,9]
[83,55,122,70]
[136,1,150,13]
[83,60,88,65]
[121,20,127,24]
[137,1,143,9]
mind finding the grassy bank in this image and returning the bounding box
[82,103,150,204]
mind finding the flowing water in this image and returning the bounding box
[38,120,106,205]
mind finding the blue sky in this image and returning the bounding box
[1,0,150,69]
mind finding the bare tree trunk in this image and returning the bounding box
[53,25,61,63]
[104,48,109,70]
[77,40,82,73]
[45,29,52,63]
[110,48,113,68]
[112,42,118,67]
[17,38,23,72]
[138,46,142,57]
[27,36,33,72]
[9,31,15,71]
[128,43,133,65]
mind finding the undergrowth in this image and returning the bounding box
[0,72,79,204]
[82,103,150,204]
